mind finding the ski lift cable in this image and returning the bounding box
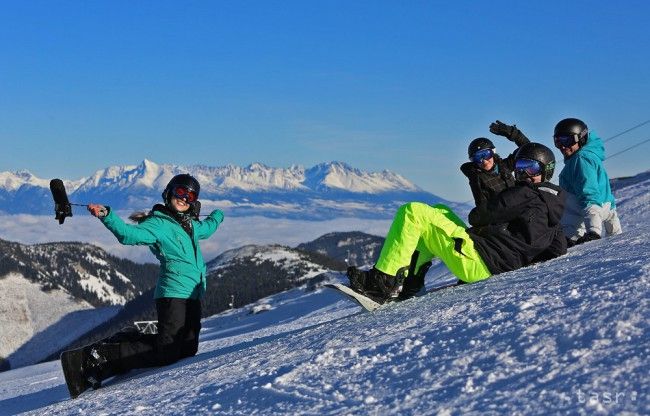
[606,137,650,160]
[604,119,650,143]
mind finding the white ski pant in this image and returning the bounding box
[561,192,622,241]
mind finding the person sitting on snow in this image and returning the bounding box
[460,120,530,210]
[347,143,567,303]
[553,118,622,246]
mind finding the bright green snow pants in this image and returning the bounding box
[375,203,492,283]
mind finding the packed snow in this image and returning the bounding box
[0,171,648,415]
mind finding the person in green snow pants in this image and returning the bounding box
[348,143,567,303]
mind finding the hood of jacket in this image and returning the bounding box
[559,130,615,208]
[566,131,605,162]
[534,182,565,227]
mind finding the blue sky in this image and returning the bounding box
[1,0,649,201]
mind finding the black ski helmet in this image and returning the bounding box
[554,118,589,147]
[162,174,201,205]
[515,143,556,182]
[467,137,495,158]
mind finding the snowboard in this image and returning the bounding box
[325,283,383,312]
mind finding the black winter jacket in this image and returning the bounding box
[461,132,530,209]
[466,182,567,275]
[460,154,516,209]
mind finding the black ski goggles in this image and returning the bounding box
[554,129,586,149]
[553,135,578,149]
[471,148,494,164]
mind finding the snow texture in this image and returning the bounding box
[0,171,648,415]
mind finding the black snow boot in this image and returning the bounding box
[61,342,121,398]
[347,266,371,293]
[398,261,432,300]
[347,266,408,302]
[369,266,408,301]
[86,343,121,389]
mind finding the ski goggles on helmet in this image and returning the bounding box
[514,158,543,177]
[172,186,198,203]
[471,148,494,164]
[553,134,578,149]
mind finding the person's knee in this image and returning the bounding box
[398,202,434,219]
[397,202,417,215]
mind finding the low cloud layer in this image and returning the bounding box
[0,213,391,264]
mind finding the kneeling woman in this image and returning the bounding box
[61,174,224,398]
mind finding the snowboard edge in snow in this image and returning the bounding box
[325,283,382,312]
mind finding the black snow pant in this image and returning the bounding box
[105,298,202,376]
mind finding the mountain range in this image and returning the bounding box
[0,160,467,219]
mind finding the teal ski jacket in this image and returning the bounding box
[100,207,224,299]
[559,131,616,209]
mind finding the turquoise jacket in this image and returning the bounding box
[559,131,616,209]
[101,207,224,299]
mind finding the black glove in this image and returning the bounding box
[490,120,515,137]
[575,231,601,245]
[489,120,529,146]
[460,161,477,176]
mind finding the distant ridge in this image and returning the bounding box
[0,160,468,219]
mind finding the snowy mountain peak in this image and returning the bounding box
[305,161,419,193]
[77,160,175,192]
[247,162,270,171]
[0,170,49,191]
[133,159,169,188]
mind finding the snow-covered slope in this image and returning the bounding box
[0,160,464,219]
[0,170,648,415]
[0,239,159,307]
[0,239,159,372]
[0,273,119,371]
